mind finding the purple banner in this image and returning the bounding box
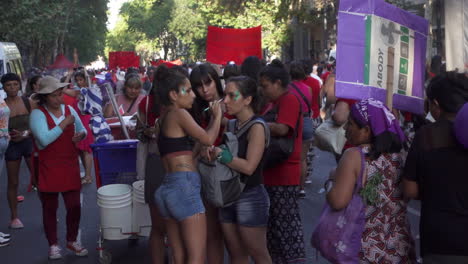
[336,0,429,114]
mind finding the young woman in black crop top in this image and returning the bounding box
[152,65,222,264]
[208,76,272,263]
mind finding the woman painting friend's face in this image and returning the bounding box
[196,75,218,102]
[177,79,196,109]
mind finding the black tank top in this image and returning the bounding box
[236,118,265,188]
[157,132,195,157]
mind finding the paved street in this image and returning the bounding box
[0,149,420,263]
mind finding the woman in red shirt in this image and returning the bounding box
[259,60,306,263]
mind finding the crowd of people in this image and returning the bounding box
[0,55,467,264]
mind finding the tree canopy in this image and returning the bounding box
[0,0,108,69]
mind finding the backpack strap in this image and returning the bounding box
[227,119,237,133]
[235,117,270,148]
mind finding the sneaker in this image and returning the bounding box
[298,189,306,198]
[67,241,88,257]
[17,195,24,202]
[48,244,62,260]
[0,236,10,247]
[0,232,11,239]
[9,218,24,229]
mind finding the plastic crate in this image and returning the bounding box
[91,140,139,187]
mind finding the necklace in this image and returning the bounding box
[236,116,255,131]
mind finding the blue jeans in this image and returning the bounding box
[219,185,270,227]
[154,171,205,221]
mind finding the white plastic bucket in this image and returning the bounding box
[132,180,151,236]
[97,184,133,240]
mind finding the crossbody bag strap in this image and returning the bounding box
[290,83,311,115]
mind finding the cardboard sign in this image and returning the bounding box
[335,0,429,114]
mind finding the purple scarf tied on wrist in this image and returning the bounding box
[350,98,406,143]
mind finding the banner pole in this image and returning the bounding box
[386,47,395,110]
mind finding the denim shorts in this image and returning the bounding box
[302,116,314,141]
[5,137,33,161]
[154,171,205,221]
[219,185,270,227]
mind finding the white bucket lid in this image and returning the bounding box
[132,180,145,192]
[97,184,132,197]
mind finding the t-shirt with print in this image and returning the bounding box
[263,92,303,186]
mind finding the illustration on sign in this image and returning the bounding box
[364,15,415,97]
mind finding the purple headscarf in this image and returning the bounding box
[454,103,468,149]
[350,98,406,143]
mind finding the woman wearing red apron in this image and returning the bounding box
[29,76,88,260]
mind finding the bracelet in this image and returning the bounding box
[217,146,233,164]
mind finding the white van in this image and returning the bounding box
[0,42,25,97]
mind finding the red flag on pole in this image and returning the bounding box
[206,26,262,65]
[109,51,140,70]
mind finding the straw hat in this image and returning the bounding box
[37,76,69,94]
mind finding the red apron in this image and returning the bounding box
[36,105,81,192]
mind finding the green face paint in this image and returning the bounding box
[180,87,187,95]
[234,91,241,101]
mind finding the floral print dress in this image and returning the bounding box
[359,147,416,263]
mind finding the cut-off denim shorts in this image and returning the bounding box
[219,184,270,227]
[154,171,205,221]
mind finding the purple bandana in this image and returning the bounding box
[454,103,468,149]
[350,98,406,143]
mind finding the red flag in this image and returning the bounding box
[206,26,262,65]
[109,51,140,70]
[150,59,177,68]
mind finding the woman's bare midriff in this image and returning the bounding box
[162,153,197,173]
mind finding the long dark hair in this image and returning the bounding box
[26,75,41,97]
[352,116,403,160]
[153,65,187,107]
[258,59,290,89]
[189,63,223,124]
[226,76,261,114]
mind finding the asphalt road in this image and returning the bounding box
[0,148,420,263]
